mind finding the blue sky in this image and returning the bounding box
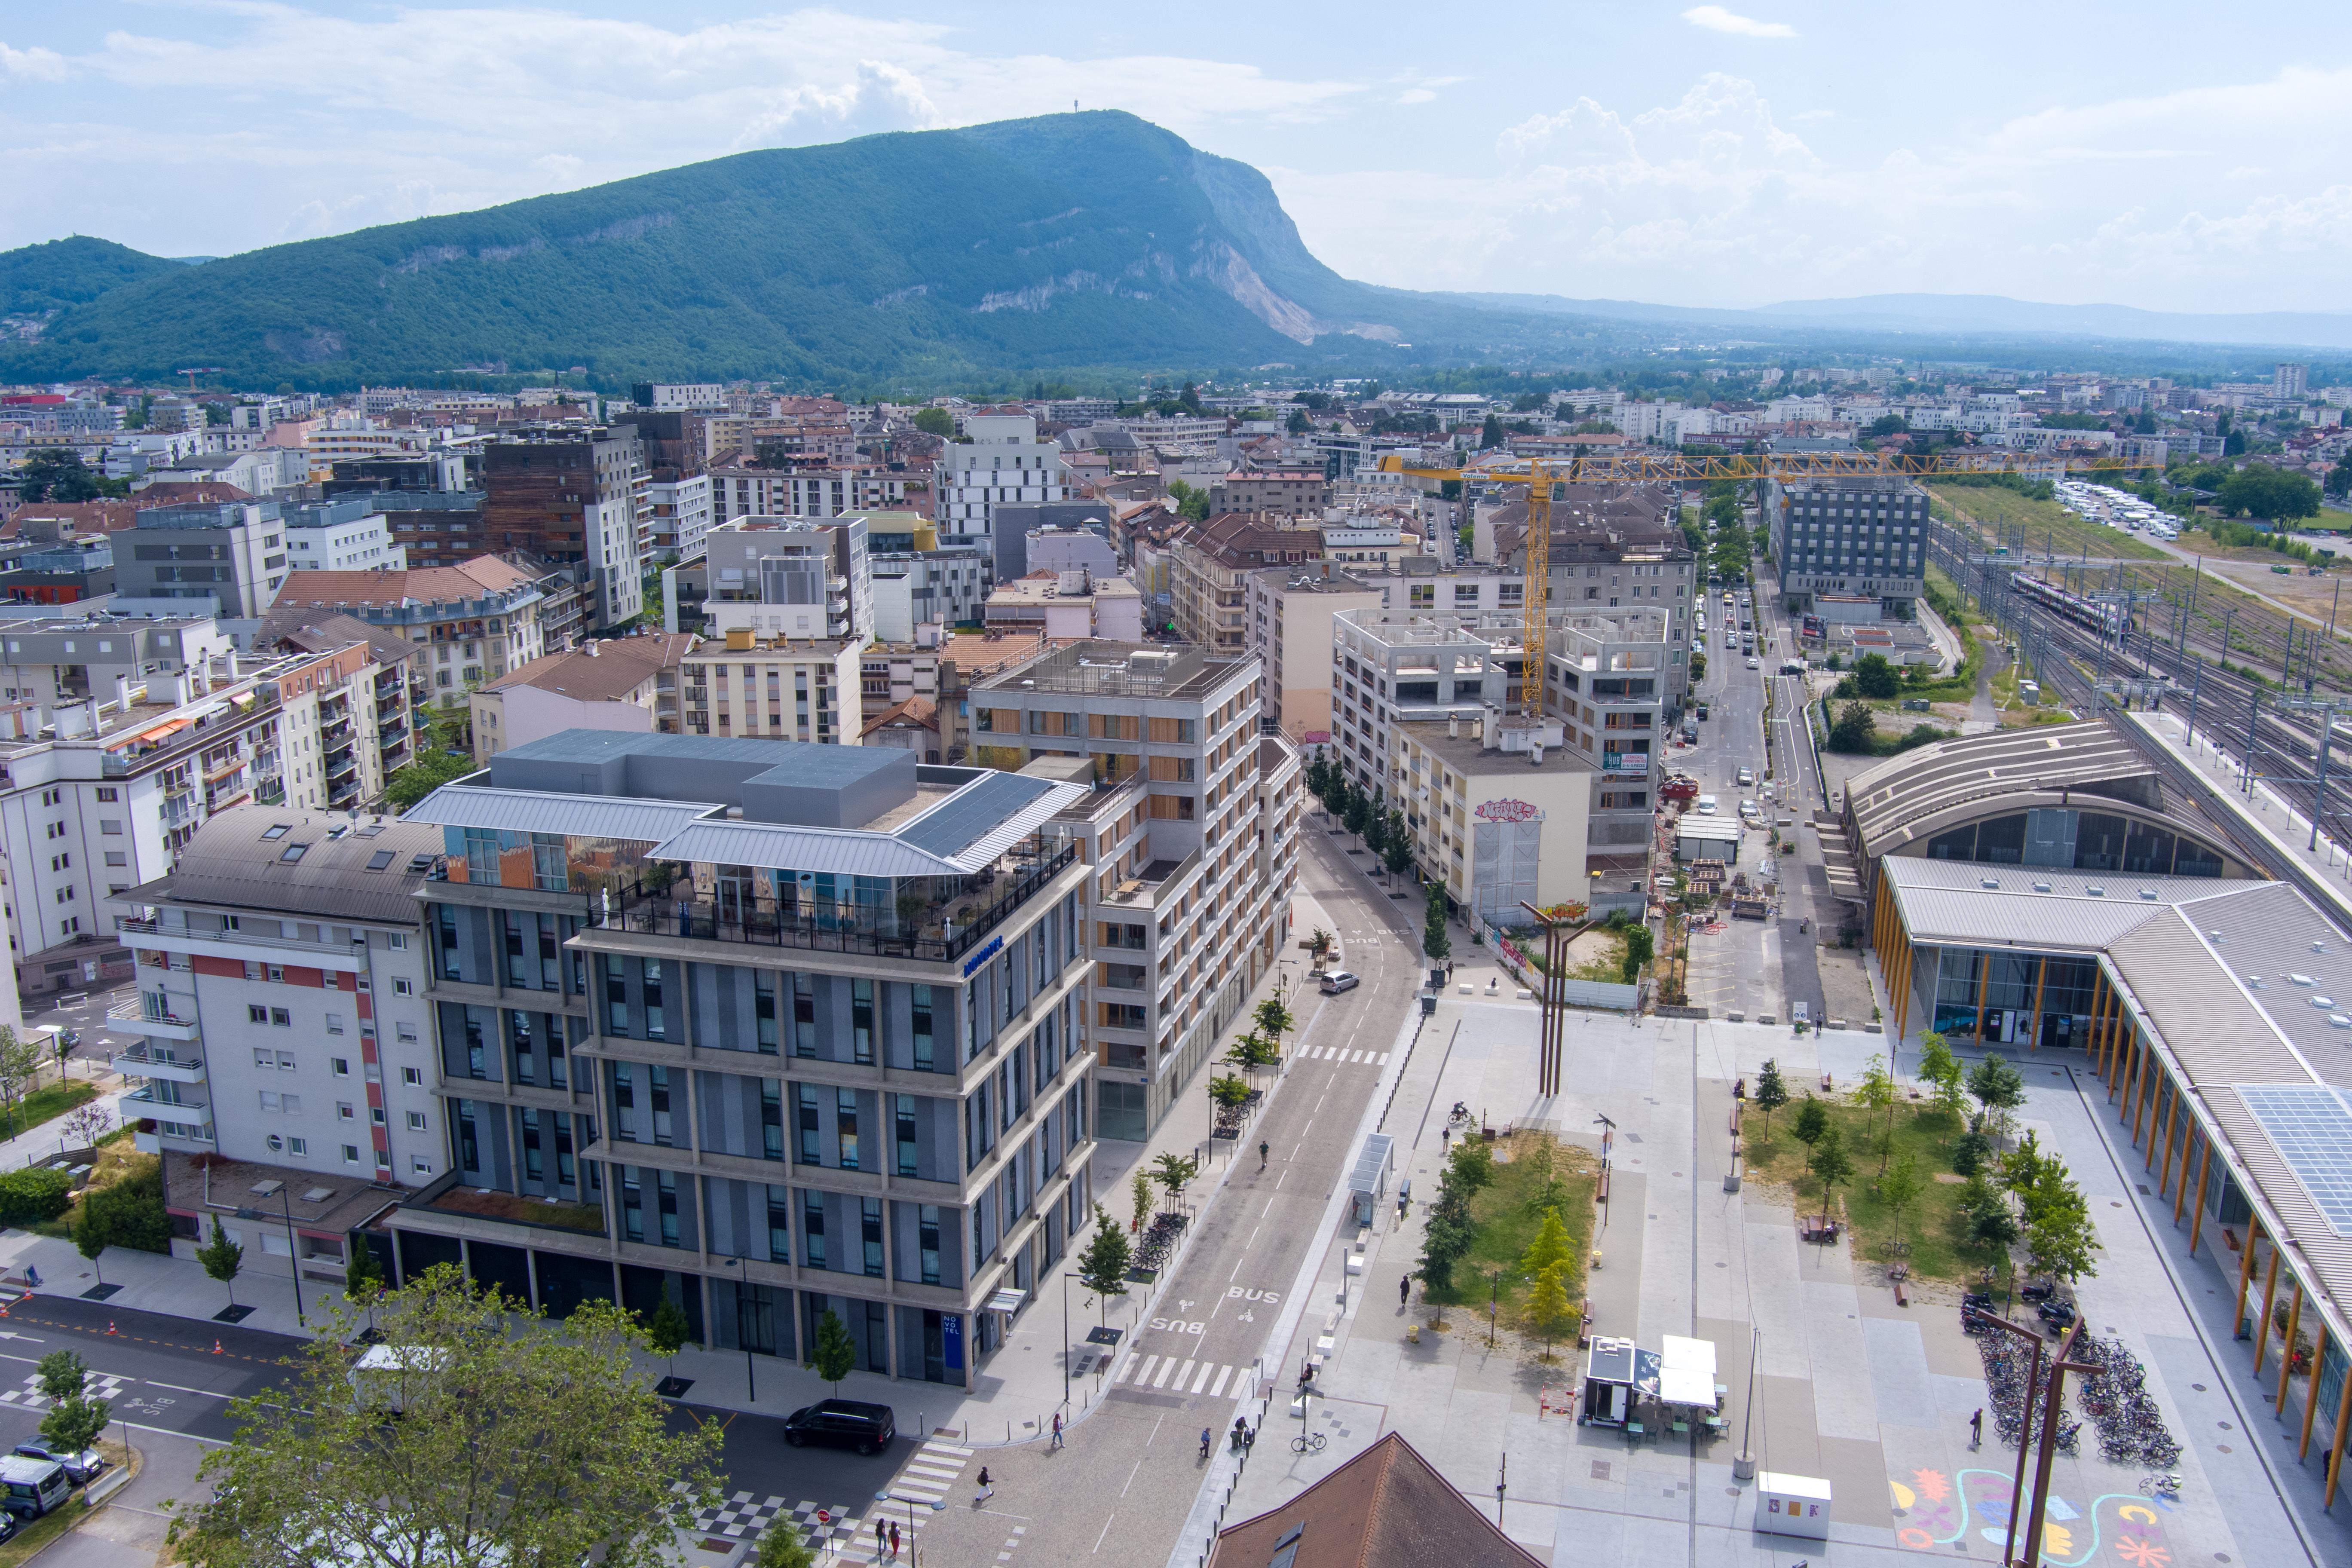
[4,2,2349,313]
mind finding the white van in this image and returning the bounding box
[349,1345,450,1415]
[0,1457,68,1520]
[1696,794,1719,815]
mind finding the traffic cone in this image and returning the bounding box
[105,1320,117,1336]
[212,1339,224,1355]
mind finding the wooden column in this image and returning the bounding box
[2176,1121,2201,1225]
[2188,1133,2214,1253]
[2255,1246,2282,1377]
[1973,950,1992,1044]
[2120,1027,2141,1135]
[2144,1076,2168,1171]
[2277,1279,2304,1416]
[2301,1321,2329,1461]
[1894,931,1915,1045]
[2158,1084,2182,1194]
[2328,1355,2352,1509]
[2028,956,2049,1052]
[2235,1217,2265,1343]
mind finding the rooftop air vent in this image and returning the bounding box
[2032,881,2052,892]
[2315,942,2331,954]
[2331,1015,2351,1029]
[2292,974,2317,986]
[2210,931,2225,941]
[2247,975,2264,987]
[1981,877,1999,890]
[2139,888,2159,900]
[2315,997,2337,1009]
[2086,886,2105,897]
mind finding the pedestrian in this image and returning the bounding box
[1051,1411,1063,1449]
[1969,1408,1983,1449]
[890,1521,902,1560]
[975,1465,993,1503]
[1399,1273,1411,1307]
[876,1516,888,1559]
[1259,1139,1270,1170]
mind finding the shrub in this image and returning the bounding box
[1951,1129,1993,1177]
[0,1168,74,1228]
[79,1160,170,1254]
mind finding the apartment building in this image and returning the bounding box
[1243,564,1384,744]
[870,546,990,642]
[647,471,712,561]
[856,630,1050,763]
[1767,475,1929,620]
[968,643,1289,1136]
[680,630,861,744]
[387,731,1097,1380]
[261,612,430,781]
[281,496,407,573]
[112,500,292,618]
[1393,717,1589,922]
[630,383,729,412]
[708,464,914,528]
[934,417,1070,557]
[699,517,874,646]
[982,571,1143,641]
[1542,609,1672,860]
[1170,515,1326,655]
[471,633,695,761]
[266,557,547,711]
[1210,469,1329,516]
[108,808,447,1198]
[480,426,651,629]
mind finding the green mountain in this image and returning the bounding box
[0,112,1617,391]
[0,236,181,318]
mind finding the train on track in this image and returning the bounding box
[2010,571,2130,638]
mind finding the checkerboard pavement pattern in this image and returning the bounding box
[0,1371,130,1411]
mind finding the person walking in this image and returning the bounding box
[1259,1140,1270,1170]
[890,1521,902,1560]
[876,1516,888,1559]
[974,1466,993,1503]
[1969,1408,1983,1450]
[1050,1411,1064,1449]
[1399,1273,1411,1308]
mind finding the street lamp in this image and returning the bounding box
[721,1255,755,1402]
[248,1180,303,1326]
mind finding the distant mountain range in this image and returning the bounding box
[0,111,2343,390]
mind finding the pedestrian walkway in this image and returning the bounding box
[1109,1351,1254,1399]
[692,1436,974,1567]
[2133,707,2352,925]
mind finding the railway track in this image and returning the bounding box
[1926,523,2352,935]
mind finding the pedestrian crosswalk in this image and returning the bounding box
[1112,1351,1258,1400]
[688,1436,974,1565]
[1295,1047,1389,1065]
[883,1436,973,1508]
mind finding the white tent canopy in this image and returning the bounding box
[1658,1333,1718,1407]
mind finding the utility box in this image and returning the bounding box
[1755,1473,1831,1540]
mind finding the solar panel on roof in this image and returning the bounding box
[899,772,1054,858]
[2238,1084,2352,1238]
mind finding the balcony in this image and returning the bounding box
[594,837,1079,965]
[124,1086,211,1127]
[111,997,200,1041]
[109,1044,206,1083]
[163,792,196,827]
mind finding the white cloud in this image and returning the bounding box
[1397,88,1437,105]
[0,40,70,80]
[1680,7,1797,40]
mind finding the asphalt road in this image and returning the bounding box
[0,1291,907,1512]
[877,830,1420,1568]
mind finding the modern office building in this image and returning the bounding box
[481,426,652,629]
[934,416,1070,560]
[968,642,1292,1136]
[1767,475,1929,621]
[112,501,293,618]
[386,730,1098,1383]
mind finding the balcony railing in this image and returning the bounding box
[594,840,1078,964]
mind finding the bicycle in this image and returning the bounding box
[2138,1473,2181,1501]
[1290,1431,1328,1454]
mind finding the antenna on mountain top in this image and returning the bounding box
[1073,100,1078,112]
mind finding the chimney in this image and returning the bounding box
[1529,740,1545,766]
[113,674,132,714]
[1447,712,1460,741]
[583,640,600,657]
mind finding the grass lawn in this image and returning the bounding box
[0,1079,98,1144]
[1743,1094,2001,1285]
[1424,1132,1599,1358]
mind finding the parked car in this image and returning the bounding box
[0,1458,68,1521]
[1319,971,1361,995]
[11,1441,102,1486]
[781,1400,897,1455]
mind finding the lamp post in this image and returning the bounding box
[1060,1270,1072,1412]
[722,1255,755,1402]
[248,1180,303,1326]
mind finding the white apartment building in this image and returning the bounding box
[699,517,874,645]
[110,808,447,1191]
[648,472,713,560]
[870,548,990,642]
[680,631,862,744]
[282,499,407,573]
[709,466,916,527]
[934,416,1070,554]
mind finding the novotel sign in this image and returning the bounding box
[961,934,1005,977]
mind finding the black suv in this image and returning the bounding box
[781,1400,896,1455]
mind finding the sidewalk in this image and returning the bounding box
[2132,707,2352,925]
[0,1063,134,1177]
[4,889,1355,1444]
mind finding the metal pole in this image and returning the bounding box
[2021,1341,2101,1568]
[1733,1328,1759,1479]
[1061,1271,1071,1412]
[2185,658,2203,751]
[1998,1327,2045,1568]
[2313,713,2333,853]
[280,1188,305,1326]
[2247,689,2263,796]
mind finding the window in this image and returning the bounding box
[851,979,873,1065]
[861,1197,885,1278]
[279,843,308,864]
[283,1095,302,1115]
[331,1057,350,1076]
[791,973,815,1056]
[412,1157,433,1176]
[402,1066,423,1087]
[896,1095,919,1177]
[911,984,934,1071]
[338,1102,355,1121]
[270,1008,290,1028]
[392,977,414,996]
[249,1006,270,1026]
[802,1191,828,1270]
[396,1023,419,1044]
[343,1145,361,1165]
[325,1013,345,1035]
[919,1205,941,1286]
[836,1089,860,1169]
[754,972,778,1053]
[260,1090,281,1112]
[287,1137,306,1157]
[796,1084,820,1163]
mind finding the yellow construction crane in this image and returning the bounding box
[1374,447,2166,721]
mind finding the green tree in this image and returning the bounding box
[1208,1073,1251,1110]
[198,1216,244,1310]
[1806,1126,1854,1232]
[14,449,129,504]
[1962,1176,2021,1274]
[1966,1053,2027,1145]
[75,1196,110,1286]
[1446,1136,1497,1197]
[1076,1205,1133,1320]
[2025,1183,2102,1288]
[912,407,955,438]
[1878,1154,1924,1258]
[1523,1262,1573,1358]
[1828,701,1878,753]
[1150,1152,1198,1212]
[1342,784,1372,842]
[1362,804,1389,861]
[0,1027,38,1137]
[165,1266,723,1568]
[645,1295,690,1375]
[35,1351,89,1405]
[1752,1060,1789,1146]
[755,1523,817,1568]
[1253,996,1293,1053]
[1916,1032,1966,1121]
[1852,1052,1900,1173]
[1423,882,1453,965]
[1518,1209,1573,1279]
[1480,413,1507,450]
[2217,466,2321,522]
[1619,925,1654,985]
[40,1390,110,1480]
[1381,811,1412,882]
[810,1309,857,1393]
[1417,1167,1479,1292]
[1286,407,1312,435]
[1166,480,1212,523]
[1790,1095,1830,1148]
[1131,1169,1154,1233]
[345,1243,384,1304]
[1519,1139,1571,1219]
[1851,654,1901,700]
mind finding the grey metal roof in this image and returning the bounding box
[1881,856,2268,952]
[1845,721,2163,859]
[494,729,900,788]
[125,805,443,925]
[401,784,724,842]
[646,773,1086,876]
[899,772,1058,858]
